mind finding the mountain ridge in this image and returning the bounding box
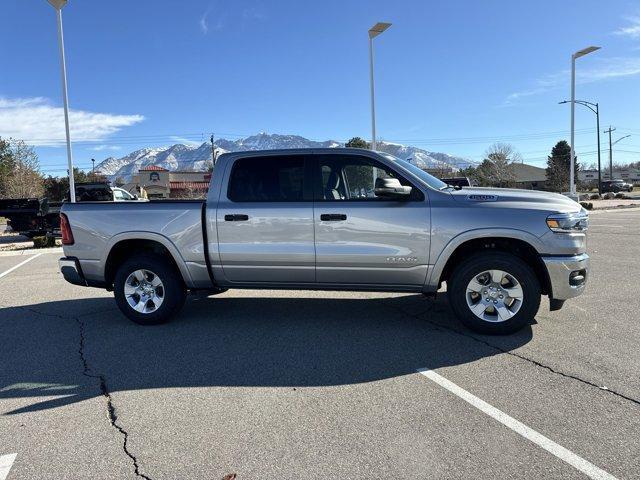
[95,133,475,180]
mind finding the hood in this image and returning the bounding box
[449,187,582,213]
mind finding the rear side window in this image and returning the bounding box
[228,156,307,202]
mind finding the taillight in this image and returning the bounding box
[60,213,74,245]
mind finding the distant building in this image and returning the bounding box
[511,163,547,190]
[130,166,211,199]
[578,167,640,185]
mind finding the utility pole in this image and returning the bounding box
[595,103,601,194]
[91,158,95,175]
[604,126,615,180]
[210,134,216,168]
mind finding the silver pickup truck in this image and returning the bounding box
[59,148,589,334]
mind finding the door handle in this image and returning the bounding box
[224,214,249,221]
[320,213,347,221]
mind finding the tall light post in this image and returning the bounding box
[569,46,600,198]
[368,22,391,151]
[604,130,631,180]
[47,0,76,202]
[559,100,600,193]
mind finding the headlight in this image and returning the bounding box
[546,209,589,233]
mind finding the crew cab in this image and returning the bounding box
[59,148,589,334]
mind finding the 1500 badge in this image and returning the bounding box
[467,194,498,202]
[386,257,418,263]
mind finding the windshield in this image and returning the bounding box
[381,153,449,190]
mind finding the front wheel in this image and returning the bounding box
[113,253,187,325]
[447,252,541,335]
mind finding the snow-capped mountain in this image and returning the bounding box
[95,133,473,181]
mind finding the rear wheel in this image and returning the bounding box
[447,252,540,335]
[114,253,186,325]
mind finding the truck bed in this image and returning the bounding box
[61,200,210,288]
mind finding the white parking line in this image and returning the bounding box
[417,369,618,480]
[0,253,42,279]
[0,454,17,480]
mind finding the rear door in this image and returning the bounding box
[216,154,315,283]
[313,153,430,287]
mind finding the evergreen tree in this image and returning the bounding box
[345,137,370,149]
[43,168,91,201]
[546,140,578,192]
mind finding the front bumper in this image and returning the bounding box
[542,253,589,301]
[59,257,87,287]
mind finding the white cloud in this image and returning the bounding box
[199,7,224,34]
[504,57,640,105]
[614,15,640,38]
[89,145,122,151]
[169,136,202,146]
[199,10,210,34]
[0,96,144,146]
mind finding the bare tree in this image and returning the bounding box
[472,143,519,187]
[3,140,44,198]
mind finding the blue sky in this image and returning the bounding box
[1,0,640,175]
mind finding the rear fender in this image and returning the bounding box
[102,232,195,288]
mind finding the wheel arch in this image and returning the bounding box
[428,229,550,295]
[103,233,194,289]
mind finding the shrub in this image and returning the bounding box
[615,192,627,199]
[32,235,56,248]
[603,192,615,200]
[590,193,601,200]
[580,202,593,210]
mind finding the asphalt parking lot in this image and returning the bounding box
[1,208,639,480]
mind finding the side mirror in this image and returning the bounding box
[374,177,412,199]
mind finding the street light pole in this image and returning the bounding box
[604,130,631,180]
[48,0,76,202]
[569,46,600,198]
[559,100,601,193]
[368,22,391,151]
[570,55,576,196]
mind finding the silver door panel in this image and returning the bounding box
[314,202,430,285]
[216,203,315,283]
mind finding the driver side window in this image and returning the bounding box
[318,156,422,201]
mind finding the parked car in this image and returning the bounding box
[601,180,633,193]
[59,148,589,335]
[74,183,144,202]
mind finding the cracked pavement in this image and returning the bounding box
[0,208,639,479]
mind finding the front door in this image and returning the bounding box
[217,154,315,283]
[313,153,430,287]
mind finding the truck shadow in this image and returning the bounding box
[0,293,532,415]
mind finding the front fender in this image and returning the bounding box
[425,228,545,291]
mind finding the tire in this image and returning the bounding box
[447,251,541,335]
[113,253,187,325]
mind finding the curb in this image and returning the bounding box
[0,247,63,257]
[589,205,640,214]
